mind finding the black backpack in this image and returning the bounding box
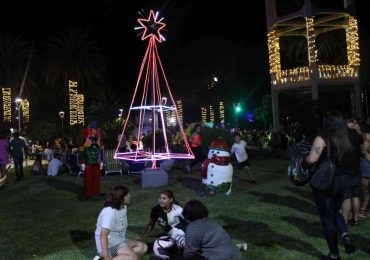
[288,140,312,186]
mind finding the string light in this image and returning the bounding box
[267,30,281,76]
[2,88,11,122]
[176,100,183,126]
[69,80,78,125]
[77,94,84,125]
[69,80,84,125]
[21,99,29,123]
[201,107,207,124]
[346,16,360,67]
[318,65,356,79]
[219,101,225,123]
[268,16,359,86]
[305,17,317,64]
[114,10,194,165]
[209,105,214,123]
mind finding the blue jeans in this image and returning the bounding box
[13,155,24,179]
[312,188,348,256]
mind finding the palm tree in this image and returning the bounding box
[0,34,32,94]
[86,87,120,125]
[41,26,108,96]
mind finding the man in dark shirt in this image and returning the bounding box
[10,132,27,181]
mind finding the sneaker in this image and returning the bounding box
[359,209,367,218]
[342,234,356,254]
[236,242,248,251]
[93,256,102,260]
[349,219,359,227]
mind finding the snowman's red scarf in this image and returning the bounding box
[210,154,230,165]
[201,155,231,179]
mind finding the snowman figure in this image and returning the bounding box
[201,138,233,195]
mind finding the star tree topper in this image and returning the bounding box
[136,10,166,42]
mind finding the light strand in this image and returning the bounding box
[2,88,11,122]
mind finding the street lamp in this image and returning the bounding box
[233,103,241,129]
[59,111,65,132]
[15,98,22,133]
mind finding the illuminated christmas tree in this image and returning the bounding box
[114,10,194,168]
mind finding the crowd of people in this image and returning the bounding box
[0,130,89,188]
[1,111,370,259]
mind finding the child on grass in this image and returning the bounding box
[231,133,256,184]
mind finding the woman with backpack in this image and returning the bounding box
[306,111,362,260]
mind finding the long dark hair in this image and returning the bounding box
[104,186,129,210]
[322,110,355,163]
[160,189,180,206]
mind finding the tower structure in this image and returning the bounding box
[114,10,194,168]
[265,0,361,130]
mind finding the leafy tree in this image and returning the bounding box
[254,95,272,130]
[0,34,31,92]
[41,26,107,97]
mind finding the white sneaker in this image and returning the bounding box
[93,256,101,260]
[236,242,248,251]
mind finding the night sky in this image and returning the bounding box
[0,1,268,103]
[0,0,369,122]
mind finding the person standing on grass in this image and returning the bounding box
[306,111,361,260]
[0,130,10,179]
[359,131,370,218]
[9,131,27,182]
[231,133,256,184]
[186,124,205,173]
[94,186,147,260]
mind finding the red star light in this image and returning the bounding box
[137,10,166,42]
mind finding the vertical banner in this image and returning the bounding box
[69,80,78,125]
[21,99,30,123]
[176,100,183,126]
[2,88,12,122]
[77,94,84,125]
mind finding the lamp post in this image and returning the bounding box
[15,98,22,133]
[233,103,241,129]
[59,111,65,133]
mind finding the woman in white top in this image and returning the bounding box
[94,186,147,260]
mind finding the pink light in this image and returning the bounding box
[114,10,194,168]
[137,10,166,43]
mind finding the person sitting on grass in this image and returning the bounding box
[231,133,256,184]
[141,189,187,247]
[31,153,46,176]
[47,153,62,177]
[94,186,147,260]
[179,200,243,260]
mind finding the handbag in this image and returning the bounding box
[310,138,336,191]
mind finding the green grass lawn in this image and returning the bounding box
[1,155,370,260]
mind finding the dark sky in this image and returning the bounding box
[1,0,369,120]
[0,0,269,101]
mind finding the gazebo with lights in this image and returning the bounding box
[265,0,361,130]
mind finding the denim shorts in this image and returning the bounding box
[99,241,127,257]
[335,174,361,201]
[360,157,370,178]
